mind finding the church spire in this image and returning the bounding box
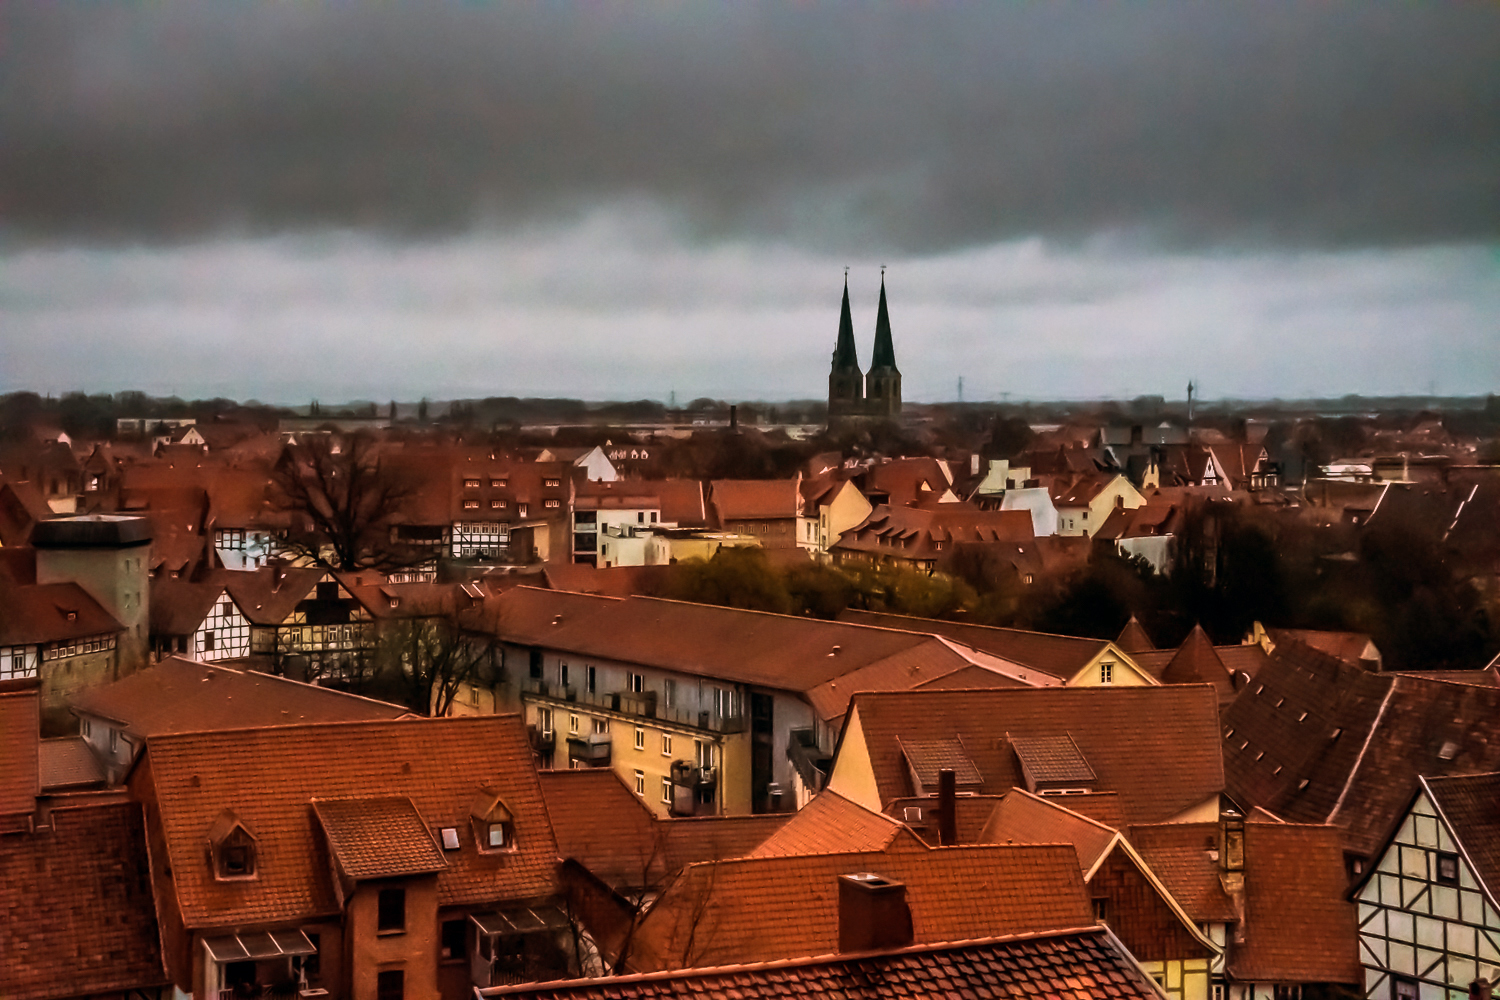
[870,270,898,372]
[831,269,861,372]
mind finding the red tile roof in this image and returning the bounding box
[845,685,1223,827]
[979,790,1118,875]
[38,736,106,790]
[149,574,230,636]
[1227,822,1360,984]
[70,656,408,738]
[312,796,449,880]
[222,565,324,625]
[0,684,40,814]
[478,928,1165,1000]
[140,715,560,929]
[0,801,169,1000]
[1124,822,1237,923]
[834,504,1034,563]
[0,580,122,646]
[1161,625,1237,704]
[1115,616,1155,653]
[749,791,922,858]
[838,609,1118,681]
[626,843,1094,971]
[710,479,801,521]
[884,794,1008,845]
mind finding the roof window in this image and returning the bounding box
[209,811,258,881]
[1438,740,1460,761]
[471,787,516,854]
[440,827,461,850]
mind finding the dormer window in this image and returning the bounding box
[209,811,258,880]
[471,787,516,853]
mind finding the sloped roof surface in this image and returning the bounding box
[1221,638,1500,857]
[980,790,1118,874]
[70,656,407,735]
[143,716,559,928]
[0,580,122,645]
[834,504,1034,562]
[849,685,1223,827]
[749,791,918,858]
[1424,772,1500,899]
[313,796,448,880]
[1228,822,1361,984]
[839,609,1113,680]
[480,929,1164,1000]
[149,575,228,635]
[1115,616,1155,653]
[1161,625,1237,704]
[710,479,800,521]
[0,802,168,1000]
[38,736,106,790]
[628,843,1093,971]
[899,736,985,787]
[0,686,40,814]
[1011,734,1097,786]
[222,565,324,625]
[1126,822,1237,923]
[1268,627,1378,667]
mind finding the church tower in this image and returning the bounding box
[827,272,864,420]
[863,272,902,418]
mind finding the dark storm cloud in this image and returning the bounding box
[3,2,1497,250]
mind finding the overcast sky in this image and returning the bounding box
[2,2,1497,403]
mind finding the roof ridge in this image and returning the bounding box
[847,609,1113,645]
[145,712,516,745]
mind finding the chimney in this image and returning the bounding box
[838,873,913,953]
[937,768,957,846]
[1472,980,1494,1000]
[268,558,285,592]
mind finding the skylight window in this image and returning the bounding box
[440,827,460,851]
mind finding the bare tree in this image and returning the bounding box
[271,432,413,571]
[375,615,501,716]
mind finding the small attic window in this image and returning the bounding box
[1439,740,1460,761]
[471,788,516,854]
[210,813,258,881]
[440,827,461,851]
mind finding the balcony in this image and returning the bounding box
[669,759,717,817]
[523,678,577,702]
[566,732,612,767]
[523,680,744,733]
[611,690,657,718]
[527,725,555,756]
[787,728,833,794]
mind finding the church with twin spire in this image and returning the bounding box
[827,271,902,427]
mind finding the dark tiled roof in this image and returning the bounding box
[0,802,169,1000]
[1161,625,1237,705]
[833,504,1034,563]
[149,574,230,635]
[143,716,560,929]
[1221,638,1500,857]
[1127,822,1237,923]
[626,843,1094,971]
[838,609,1116,681]
[313,796,448,880]
[898,736,985,787]
[0,580,122,645]
[1423,772,1500,900]
[70,656,408,736]
[480,929,1165,1000]
[849,686,1223,827]
[1011,734,1097,786]
[1115,616,1155,653]
[222,566,324,625]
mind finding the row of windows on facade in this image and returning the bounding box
[573,511,659,526]
[533,660,740,716]
[461,476,562,490]
[36,634,118,662]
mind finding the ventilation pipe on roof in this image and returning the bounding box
[838,873,913,953]
[937,768,957,847]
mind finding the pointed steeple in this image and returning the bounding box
[869,272,898,372]
[831,272,861,372]
[1115,615,1155,654]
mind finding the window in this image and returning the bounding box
[215,826,257,879]
[463,499,480,509]
[1437,851,1460,885]
[1393,978,1418,1000]
[662,776,673,804]
[629,672,645,693]
[661,733,673,756]
[634,727,645,750]
[464,478,481,488]
[440,827,461,850]
[634,770,645,795]
[664,679,676,709]
[1099,661,1114,685]
[544,499,561,509]
[491,478,507,488]
[1092,897,1108,922]
[586,666,597,694]
[569,714,579,734]
[440,919,466,961]
[560,662,569,687]
[377,887,406,933]
[203,630,215,652]
[592,718,609,735]
[376,969,404,1000]
[544,478,561,488]
[491,500,505,509]
[538,707,553,734]
[487,822,508,848]
[638,511,645,523]
[518,504,527,517]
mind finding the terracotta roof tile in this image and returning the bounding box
[1161,625,1237,704]
[0,580,122,646]
[980,791,1119,875]
[838,609,1118,681]
[898,736,986,788]
[884,795,1009,845]
[626,843,1095,971]
[1010,734,1097,786]
[142,715,560,929]
[710,480,801,521]
[1422,771,1500,899]
[0,801,169,999]
[1227,822,1360,984]
[70,656,408,737]
[1126,822,1236,923]
[0,685,40,814]
[312,796,449,880]
[477,929,1165,1000]
[1115,616,1155,653]
[38,736,106,790]
[847,685,1222,827]
[749,792,919,858]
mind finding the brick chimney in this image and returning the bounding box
[838,873,913,953]
[937,768,957,846]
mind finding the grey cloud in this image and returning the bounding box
[2,2,1497,249]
